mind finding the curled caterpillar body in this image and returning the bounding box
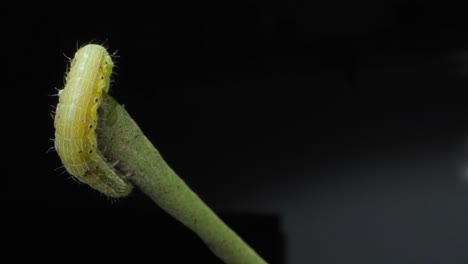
[54,44,132,197]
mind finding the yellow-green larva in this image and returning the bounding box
[54,44,132,197]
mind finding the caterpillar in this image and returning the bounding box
[54,44,132,197]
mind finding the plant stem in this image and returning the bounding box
[97,93,268,264]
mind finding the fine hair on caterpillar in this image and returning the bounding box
[53,44,132,197]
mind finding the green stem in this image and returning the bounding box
[97,93,267,264]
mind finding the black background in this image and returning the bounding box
[5,1,468,263]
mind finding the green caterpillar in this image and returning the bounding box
[54,44,132,197]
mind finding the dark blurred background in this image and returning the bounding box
[5,1,468,263]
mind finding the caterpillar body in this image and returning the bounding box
[54,44,132,197]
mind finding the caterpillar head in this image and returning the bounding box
[74,44,114,93]
[102,52,114,93]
